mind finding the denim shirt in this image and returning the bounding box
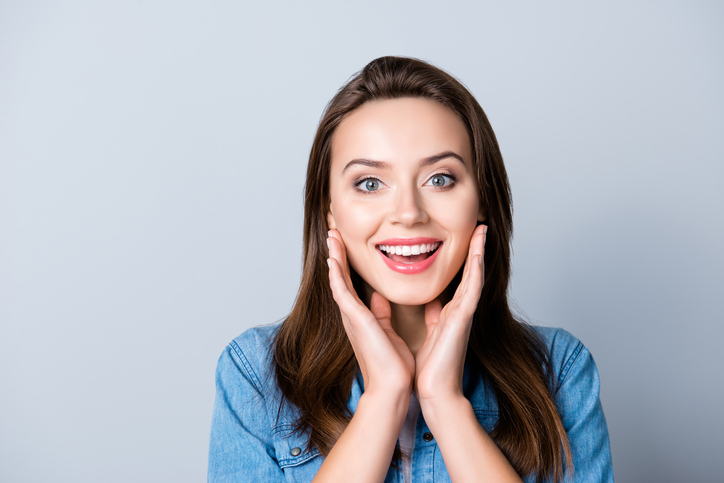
[208,323,613,482]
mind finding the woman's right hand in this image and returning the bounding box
[313,231,413,482]
[327,230,415,398]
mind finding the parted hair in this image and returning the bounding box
[273,56,572,482]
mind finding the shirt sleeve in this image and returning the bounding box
[554,341,614,483]
[208,341,285,483]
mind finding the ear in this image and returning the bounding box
[327,207,337,231]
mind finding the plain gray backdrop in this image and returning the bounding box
[1,1,722,482]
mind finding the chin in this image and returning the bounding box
[377,285,442,307]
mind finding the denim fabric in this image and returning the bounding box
[208,323,613,482]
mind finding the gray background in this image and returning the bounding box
[1,1,722,482]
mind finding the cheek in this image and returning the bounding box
[434,192,480,231]
[331,198,383,261]
[435,193,480,262]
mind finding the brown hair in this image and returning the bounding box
[274,56,572,482]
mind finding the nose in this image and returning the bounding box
[389,184,429,227]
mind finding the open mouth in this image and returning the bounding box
[376,242,441,265]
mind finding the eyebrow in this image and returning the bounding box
[341,151,466,174]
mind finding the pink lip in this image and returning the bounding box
[376,237,441,246]
[375,238,443,275]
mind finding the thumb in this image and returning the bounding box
[370,292,393,330]
[424,298,443,333]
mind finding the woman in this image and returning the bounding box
[209,56,613,482]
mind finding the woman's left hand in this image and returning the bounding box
[414,224,522,482]
[414,224,487,405]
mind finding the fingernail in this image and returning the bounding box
[478,254,483,266]
[327,258,331,269]
[483,225,488,235]
[328,230,333,237]
[326,238,330,249]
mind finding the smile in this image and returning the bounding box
[375,237,442,274]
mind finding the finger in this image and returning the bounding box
[465,224,486,264]
[327,231,358,300]
[328,229,349,271]
[328,230,357,298]
[327,230,347,272]
[458,229,486,315]
[454,225,487,304]
[369,292,393,331]
[457,256,484,315]
[460,225,487,293]
[424,298,443,334]
[327,256,368,324]
[328,257,375,380]
[456,231,477,296]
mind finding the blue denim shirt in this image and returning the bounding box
[208,322,613,482]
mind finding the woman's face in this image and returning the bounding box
[327,97,483,306]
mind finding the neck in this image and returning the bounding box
[359,278,455,357]
[389,303,427,356]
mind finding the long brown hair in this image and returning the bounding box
[274,56,571,482]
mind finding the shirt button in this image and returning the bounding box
[290,447,301,456]
[423,432,433,442]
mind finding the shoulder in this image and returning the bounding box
[529,325,605,407]
[215,322,282,398]
[228,322,281,365]
[529,325,588,390]
[210,321,324,480]
[528,326,614,481]
[229,320,282,356]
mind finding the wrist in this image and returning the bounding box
[418,393,473,431]
[360,385,412,418]
[364,373,413,402]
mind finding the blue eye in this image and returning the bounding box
[357,178,382,192]
[427,174,454,188]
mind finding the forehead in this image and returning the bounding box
[330,98,472,170]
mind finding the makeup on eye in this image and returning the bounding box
[354,177,386,193]
[425,173,456,188]
[352,171,458,193]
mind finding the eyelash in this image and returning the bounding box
[353,172,457,194]
[426,172,457,188]
[354,177,384,194]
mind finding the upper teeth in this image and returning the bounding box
[378,242,440,256]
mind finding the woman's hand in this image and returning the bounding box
[327,230,415,398]
[324,226,520,483]
[314,230,415,483]
[414,224,487,405]
[412,224,522,482]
